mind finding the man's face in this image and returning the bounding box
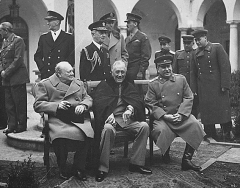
[92,30,107,44]
[59,64,74,84]
[112,64,126,83]
[183,41,194,52]
[126,20,136,32]
[157,63,173,79]
[0,26,7,39]
[195,36,207,48]
[105,20,115,31]
[160,42,170,51]
[46,19,59,31]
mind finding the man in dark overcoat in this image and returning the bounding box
[173,35,198,117]
[34,11,75,79]
[192,29,234,140]
[34,61,94,180]
[0,22,29,134]
[0,75,7,130]
[93,60,152,182]
[79,20,111,82]
[99,12,129,67]
[145,55,205,172]
[125,13,151,82]
[155,35,175,59]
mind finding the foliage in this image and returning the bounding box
[230,70,240,136]
[7,155,40,188]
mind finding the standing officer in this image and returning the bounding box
[79,20,111,82]
[125,13,151,82]
[0,22,29,134]
[192,29,234,140]
[99,12,129,67]
[173,35,198,117]
[155,35,175,59]
[34,10,75,79]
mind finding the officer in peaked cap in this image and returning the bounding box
[80,20,111,82]
[34,10,74,79]
[172,34,198,117]
[44,10,64,21]
[124,13,142,23]
[99,12,116,22]
[154,54,173,66]
[155,35,175,59]
[191,28,234,140]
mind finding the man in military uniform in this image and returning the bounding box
[173,35,198,117]
[125,13,151,82]
[155,35,175,59]
[145,55,205,171]
[0,22,30,134]
[34,11,75,79]
[99,12,128,67]
[79,20,111,82]
[192,29,234,141]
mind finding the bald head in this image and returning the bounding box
[55,61,74,84]
[0,22,13,33]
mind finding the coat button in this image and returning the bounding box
[48,69,50,72]
[48,63,50,65]
[58,50,60,52]
[58,57,60,59]
[49,57,51,59]
[163,106,166,108]
[177,93,180,95]
[162,96,164,98]
[75,97,79,101]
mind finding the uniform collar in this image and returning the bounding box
[92,40,101,49]
[4,33,15,42]
[158,74,175,83]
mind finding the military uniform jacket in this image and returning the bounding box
[102,32,128,67]
[80,42,111,82]
[34,30,75,79]
[0,33,29,86]
[193,42,231,124]
[125,30,151,73]
[34,74,94,142]
[155,49,175,59]
[173,49,197,93]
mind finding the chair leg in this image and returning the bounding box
[149,137,154,164]
[124,141,128,158]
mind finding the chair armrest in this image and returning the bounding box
[89,109,95,131]
[145,106,153,131]
[41,113,49,138]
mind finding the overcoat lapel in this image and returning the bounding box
[64,79,81,98]
[45,32,54,47]
[108,34,118,49]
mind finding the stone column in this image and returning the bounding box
[227,21,239,72]
[178,28,188,50]
[74,0,93,78]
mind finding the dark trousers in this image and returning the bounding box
[5,84,27,130]
[204,121,232,138]
[0,86,7,128]
[52,138,90,172]
[191,96,199,118]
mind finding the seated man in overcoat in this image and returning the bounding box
[34,61,94,180]
[93,60,152,182]
[145,55,206,171]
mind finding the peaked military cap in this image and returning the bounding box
[100,12,116,21]
[124,13,142,22]
[191,29,208,38]
[182,35,194,42]
[158,35,171,43]
[88,20,107,31]
[44,11,64,21]
[154,55,173,65]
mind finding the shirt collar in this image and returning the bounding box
[93,40,101,49]
[158,74,176,83]
[51,29,61,36]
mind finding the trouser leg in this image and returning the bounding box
[203,124,217,139]
[11,84,27,130]
[98,124,116,173]
[5,86,17,130]
[52,138,68,173]
[221,121,232,133]
[0,86,7,128]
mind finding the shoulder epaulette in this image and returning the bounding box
[170,50,175,54]
[176,49,184,52]
[41,32,48,35]
[149,76,158,83]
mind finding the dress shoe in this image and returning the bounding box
[95,171,106,182]
[128,164,152,175]
[3,129,14,134]
[162,153,171,164]
[0,125,7,130]
[181,159,202,172]
[74,170,87,181]
[13,129,26,133]
[59,172,69,180]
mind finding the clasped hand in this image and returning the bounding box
[163,113,183,125]
[122,109,132,123]
[58,100,85,115]
[105,113,116,125]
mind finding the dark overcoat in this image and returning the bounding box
[79,42,111,82]
[193,42,231,124]
[34,31,75,79]
[173,49,197,93]
[145,74,205,154]
[125,30,151,80]
[0,33,29,86]
[102,32,128,67]
[34,74,94,142]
